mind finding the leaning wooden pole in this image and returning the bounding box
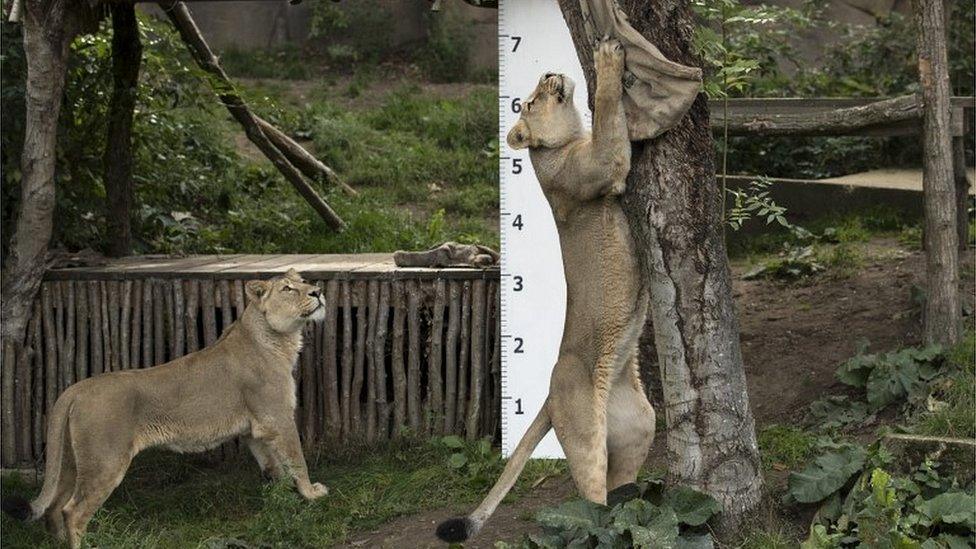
[255,118,358,197]
[914,0,960,346]
[159,1,346,231]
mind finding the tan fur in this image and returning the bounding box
[23,268,328,549]
[439,37,655,541]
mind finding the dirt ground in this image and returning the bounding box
[339,237,975,548]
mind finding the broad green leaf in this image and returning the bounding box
[663,486,722,526]
[536,500,610,533]
[916,492,976,529]
[789,446,867,503]
[447,453,467,469]
[441,435,464,449]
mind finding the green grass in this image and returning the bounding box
[130,79,498,255]
[2,439,559,548]
[916,331,976,440]
[757,425,817,471]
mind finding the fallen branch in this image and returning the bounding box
[884,433,976,447]
[710,94,923,137]
[255,117,357,197]
[160,1,345,231]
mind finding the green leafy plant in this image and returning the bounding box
[836,346,944,410]
[502,479,722,549]
[438,435,503,490]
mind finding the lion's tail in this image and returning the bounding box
[435,402,552,542]
[2,391,75,522]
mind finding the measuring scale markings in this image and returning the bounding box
[499,0,589,459]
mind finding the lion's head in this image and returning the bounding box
[506,73,583,150]
[245,268,325,333]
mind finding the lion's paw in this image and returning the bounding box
[303,482,329,500]
[594,35,625,77]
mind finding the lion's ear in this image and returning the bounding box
[507,119,532,150]
[246,280,270,302]
[284,268,302,281]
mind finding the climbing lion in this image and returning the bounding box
[1,269,328,549]
[436,37,654,542]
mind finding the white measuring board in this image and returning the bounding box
[499,0,589,459]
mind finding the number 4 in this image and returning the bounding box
[512,214,523,230]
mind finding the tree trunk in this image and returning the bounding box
[914,0,960,346]
[1,2,76,348]
[558,1,762,529]
[103,4,142,257]
[952,137,970,250]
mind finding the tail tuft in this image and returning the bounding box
[436,517,476,542]
[1,496,32,521]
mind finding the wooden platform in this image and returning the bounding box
[45,253,500,281]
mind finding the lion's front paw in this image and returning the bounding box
[302,482,329,500]
[594,35,625,78]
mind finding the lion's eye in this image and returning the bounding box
[283,286,297,293]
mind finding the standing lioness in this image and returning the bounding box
[437,37,654,542]
[2,269,328,548]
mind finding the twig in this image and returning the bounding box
[884,433,976,447]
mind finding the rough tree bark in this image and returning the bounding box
[1,2,78,348]
[103,4,142,257]
[914,0,960,346]
[558,1,763,528]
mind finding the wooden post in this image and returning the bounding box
[456,281,471,433]
[142,280,153,367]
[444,281,460,434]
[185,280,200,353]
[61,281,75,387]
[914,0,960,345]
[53,283,64,391]
[41,284,57,414]
[103,3,142,257]
[200,279,217,348]
[465,279,485,439]
[351,281,367,437]
[159,1,346,231]
[340,281,354,438]
[365,280,379,441]
[88,281,104,376]
[391,283,407,435]
[428,280,446,434]
[130,279,142,368]
[75,282,88,382]
[375,282,391,438]
[119,281,132,370]
[406,281,422,432]
[952,137,970,249]
[153,281,166,365]
[323,280,341,440]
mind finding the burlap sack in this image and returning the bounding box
[580,0,703,140]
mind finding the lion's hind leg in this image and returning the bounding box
[606,358,655,491]
[61,418,133,549]
[45,436,77,542]
[549,355,609,504]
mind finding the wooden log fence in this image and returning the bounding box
[0,254,500,467]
